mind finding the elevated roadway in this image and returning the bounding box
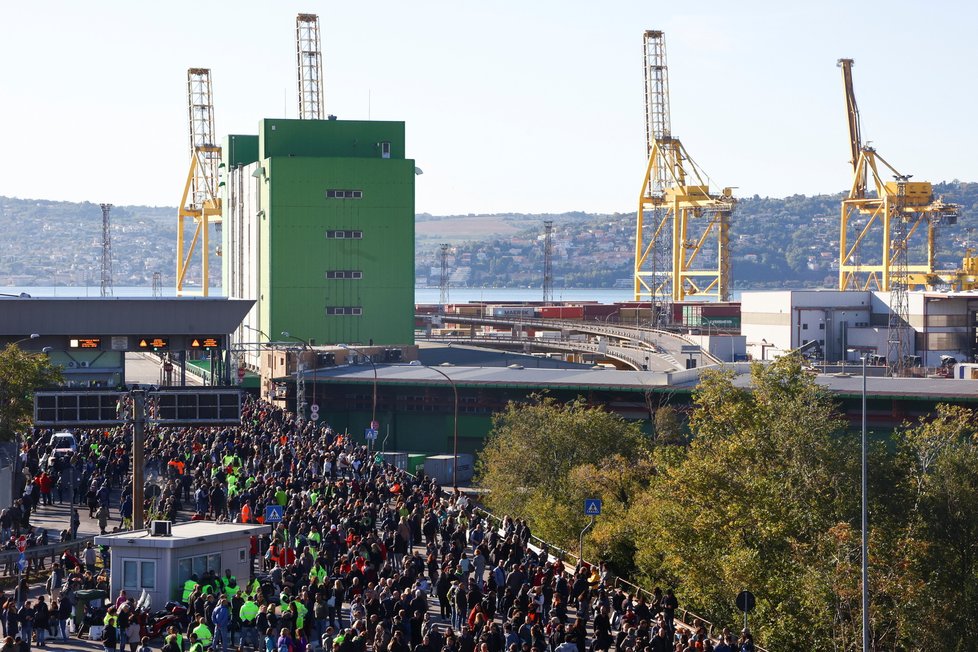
[418,314,722,370]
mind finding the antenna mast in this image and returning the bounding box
[296,14,325,120]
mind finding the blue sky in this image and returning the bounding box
[0,0,973,215]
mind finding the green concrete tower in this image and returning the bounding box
[222,119,416,354]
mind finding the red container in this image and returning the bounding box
[539,306,584,319]
[583,304,619,319]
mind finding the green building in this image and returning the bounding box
[222,119,416,361]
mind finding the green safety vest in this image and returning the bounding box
[275,490,288,506]
[192,623,212,647]
[240,600,259,623]
[223,576,239,598]
[182,580,198,603]
[293,600,308,629]
[309,566,327,583]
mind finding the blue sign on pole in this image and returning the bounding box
[264,505,284,523]
[584,498,602,516]
[16,553,27,572]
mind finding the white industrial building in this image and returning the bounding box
[741,290,978,368]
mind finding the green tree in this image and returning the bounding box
[892,404,978,649]
[631,355,855,649]
[476,394,647,547]
[0,343,62,441]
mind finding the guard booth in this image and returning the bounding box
[94,522,270,607]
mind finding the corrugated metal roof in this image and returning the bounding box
[0,297,254,336]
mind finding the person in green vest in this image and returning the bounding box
[309,560,327,586]
[292,596,309,632]
[191,615,212,649]
[275,486,288,507]
[182,575,199,604]
[239,595,260,649]
[188,631,204,652]
[164,626,184,651]
[222,569,239,598]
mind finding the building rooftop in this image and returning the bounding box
[301,362,978,402]
[94,521,270,549]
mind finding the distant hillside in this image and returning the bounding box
[415,181,978,289]
[4,182,978,290]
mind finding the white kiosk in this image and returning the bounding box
[95,521,270,606]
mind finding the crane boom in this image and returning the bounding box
[837,58,863,196]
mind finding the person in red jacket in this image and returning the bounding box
[37,471,54,507]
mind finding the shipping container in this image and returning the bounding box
[539,306,585,320]
[489,305,537,318]
[380,452,409,471]
[423,454,475,485]
[407,454,427,475]
[583,304,620,320]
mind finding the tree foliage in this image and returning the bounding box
[0,343,62,441]
[476,359,978,650]
[476,395,647,547]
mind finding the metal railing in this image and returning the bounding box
[0,536,95,578]
[459,500,768,651]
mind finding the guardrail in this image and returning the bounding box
[0,536,95,578]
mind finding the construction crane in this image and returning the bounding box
[634,30,735,306]
[296,14,325,120]
[837,58,959,293]
[176,68,222,296]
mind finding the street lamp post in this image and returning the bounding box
[860,353,870,651]
[10,334,40,347]
[282,332,309,422]
[337,344,379,447]
[426,363,460,491]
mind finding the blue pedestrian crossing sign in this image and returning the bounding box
[16,553,27,572]
[264,505,284,523]
[584,498,602,516]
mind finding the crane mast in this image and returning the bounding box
[176,68,222,296]
[837,58,958,294]
[634,30,734,306]
[296,14,325,120]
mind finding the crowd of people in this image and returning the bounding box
[0,396,756,652]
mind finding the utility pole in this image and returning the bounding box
[132,390,146,529]
[100,203,113,297]
[439,244,451,308]
[543,221,554,304]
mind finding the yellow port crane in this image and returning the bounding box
[176,68,222,296]
[634,30,735,305]
[837,58,959,292]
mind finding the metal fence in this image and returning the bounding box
[0,536,95,578]
[465,502,769,652]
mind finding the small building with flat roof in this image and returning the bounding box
[95,521,270,607]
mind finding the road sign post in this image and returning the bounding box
[736,590,756,632]
[16,536,26,553]
[264,505,284,524]
[580,498,602,561]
